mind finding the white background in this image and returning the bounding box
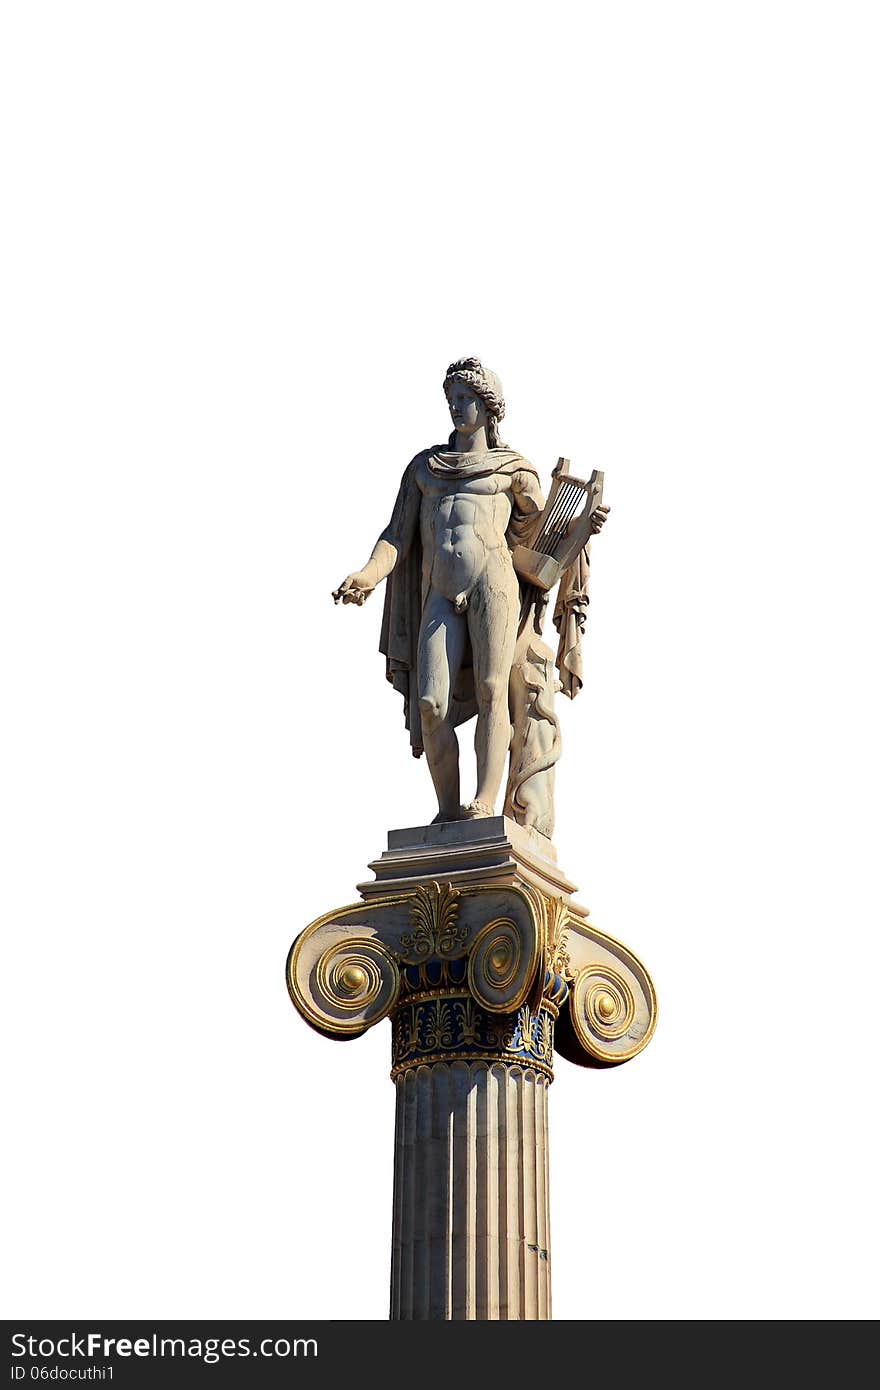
[2,2,878,1322]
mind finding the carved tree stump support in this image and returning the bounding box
[287,818,656,1321]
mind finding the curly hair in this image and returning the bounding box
[443,357,507,448]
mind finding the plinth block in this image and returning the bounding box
[360,815,576,901]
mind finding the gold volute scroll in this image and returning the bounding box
[287,915,402,1038]
[554,903,657,1067]
[467,912,540,1014]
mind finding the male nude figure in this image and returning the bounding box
[333,358,607,823]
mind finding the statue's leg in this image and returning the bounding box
[466,552,519,816]
[417,589,467,821]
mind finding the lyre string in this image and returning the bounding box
[548,488,583,556]
[541,478,576,536]
[535,477,588,554]
[536,476,589,546]
[534,482,571,548]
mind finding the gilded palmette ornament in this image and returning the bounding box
[399,881,466,958]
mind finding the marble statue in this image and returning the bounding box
[291,357,657,1321]
[333,357,609,837]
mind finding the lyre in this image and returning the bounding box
[512,458,604,591]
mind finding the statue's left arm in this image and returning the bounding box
[508,466,545,542]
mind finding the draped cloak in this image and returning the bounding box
[378,446,591,758]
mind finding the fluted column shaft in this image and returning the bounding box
[390,1060,551,1320]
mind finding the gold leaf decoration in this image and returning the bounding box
[547,897,573,981]
[400,881,467,959]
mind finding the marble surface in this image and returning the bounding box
[361,815,577,903]
[391,1061,551,1320]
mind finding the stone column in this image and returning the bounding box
[286,818,657,1322]
[390,1059,551,1320]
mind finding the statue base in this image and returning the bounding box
[359,815,577,903]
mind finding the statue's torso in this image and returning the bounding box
[415,455,517,601]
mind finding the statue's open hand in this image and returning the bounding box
[590,504,610,535]
[332,572,374,606]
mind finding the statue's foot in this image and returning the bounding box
[431,809,460,824]
[459,799,494,820]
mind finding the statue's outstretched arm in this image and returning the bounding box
[333,459,421,606]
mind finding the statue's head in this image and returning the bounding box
[443,357,506,448]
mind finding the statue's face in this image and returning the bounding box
[446,381,489,436]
